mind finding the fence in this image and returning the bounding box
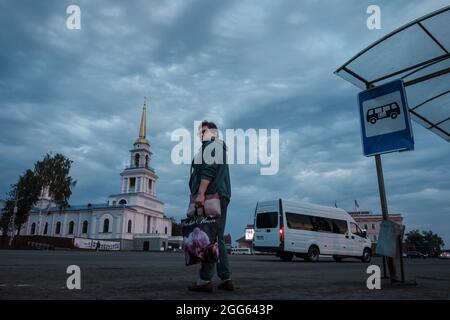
[0,235,74,249]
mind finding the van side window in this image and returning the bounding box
[256,212,278,229]
[285,213,348,235]
[311,216,332,233]
[332,219,348,234]
[285,213,314,231]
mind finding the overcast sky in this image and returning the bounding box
[1,0,449,246]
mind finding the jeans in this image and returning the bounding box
[200,197,231,281]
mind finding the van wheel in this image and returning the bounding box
[390,113,398,119]
[305,246,320,262]
[279,252,294,262]
[333,256,342,262]
[370,118,377,124]
[361,248,372,263]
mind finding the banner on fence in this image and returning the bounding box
[74,238,121,251]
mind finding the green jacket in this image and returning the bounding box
[189,139,231,200]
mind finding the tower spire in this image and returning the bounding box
[135,97,149,145]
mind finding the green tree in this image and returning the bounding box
[0,170,41,235]
[14,170,41,234]
[34,153,77,233]
[35,153,77,212]
[170,217,182,236]
[405,229,424,251]
[405,229,445,256]
[0,200,15,236]
[1,154,76,237]
[422,230,444,256]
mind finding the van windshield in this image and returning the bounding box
[256,212,278,229]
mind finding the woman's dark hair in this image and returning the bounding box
[201,120,218,130]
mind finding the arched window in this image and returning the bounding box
[103,219,110,233]
[134,153,140,167]
[145,155,149,168]
[30,223,36,235]
[119,199,127,205]
[68,221,75,234]
[82,221,88,234]
[165,226,168,234]
[127,220,132,233]
[55,222,61,235]
[43,223,48,235]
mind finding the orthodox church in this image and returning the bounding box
[23,99,174,251]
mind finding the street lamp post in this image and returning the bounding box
[9,195,18,247]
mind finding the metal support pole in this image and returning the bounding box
[374,154,398,281]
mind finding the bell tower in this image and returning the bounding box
[131,97,152,170]
[116,98,158,199]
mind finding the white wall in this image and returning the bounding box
[23,206,173,239]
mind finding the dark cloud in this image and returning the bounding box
[1,0,449,246]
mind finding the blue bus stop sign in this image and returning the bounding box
[358,79,414,157]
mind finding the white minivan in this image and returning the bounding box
[253,199,372,262]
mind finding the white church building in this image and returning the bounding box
[23,99,175,251]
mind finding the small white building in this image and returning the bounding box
[23,99,173,251]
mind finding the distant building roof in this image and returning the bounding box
[347,211,372,215]
[349,211,403,217]
[349,212,404,224]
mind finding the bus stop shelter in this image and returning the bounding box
[334,5,449,282]
[335,5,450,142]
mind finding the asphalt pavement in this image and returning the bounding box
[0,250,449,299]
